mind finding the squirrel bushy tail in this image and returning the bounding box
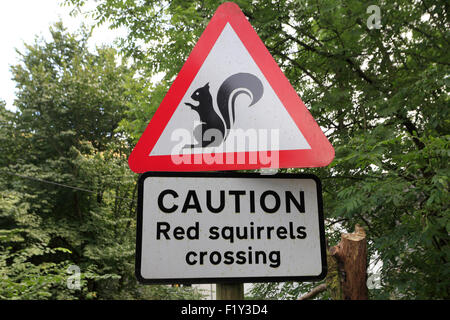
[216,72,263,137]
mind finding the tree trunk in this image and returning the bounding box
[326,245,343,299]
[330,224,368,300]
[216,283,244,300]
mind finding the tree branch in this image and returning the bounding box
[298,283,327,300]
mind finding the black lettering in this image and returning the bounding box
[269,251,281,268]
[277,226,287,239]
[210,251,221,265]
[297,226,307,239]
[206,190,225,213]
[256,226,265,239]
[173,226,185,240]
[228,190,246,213]
[236,251,246,264]
[266,226,274,239]
[286,191,305,213]
[255,251,267,265]
[157,190,178,213]
[156,222,171,240]
[186,251,197,265]
[221,226,234,243]
[260,190,280,213]
[209,226,220,240]
[187,222,200,240]
[223,251,234,264]
[288,221,296,239]
[199,251,207,265]
[236,226,248,240]
[182,190,202,213]
[249,190,255,213]
[185,249,281,268]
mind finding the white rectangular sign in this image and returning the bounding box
[136,172,327,284]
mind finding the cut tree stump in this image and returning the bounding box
[329,224,368,300]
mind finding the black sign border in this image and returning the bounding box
[136,171,327,284]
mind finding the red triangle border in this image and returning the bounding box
[128,2,334,173]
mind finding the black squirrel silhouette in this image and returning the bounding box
[184,72,264,148]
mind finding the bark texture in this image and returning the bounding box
[330,224,368,300]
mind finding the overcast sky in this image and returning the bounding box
[0,0,124,111]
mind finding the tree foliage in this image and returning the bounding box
[64,0,449,299]
[0,24,203,300]
[1,0,448,299]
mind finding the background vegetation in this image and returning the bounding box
[1,0,448,299]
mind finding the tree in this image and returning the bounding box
[1,23,203,300]
[65,0,449,299]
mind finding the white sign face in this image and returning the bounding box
[136,173,327,284]
[150,23,311,157]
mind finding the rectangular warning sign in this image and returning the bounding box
[135,172,327,284]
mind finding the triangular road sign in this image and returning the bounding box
[128,2,334,173]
